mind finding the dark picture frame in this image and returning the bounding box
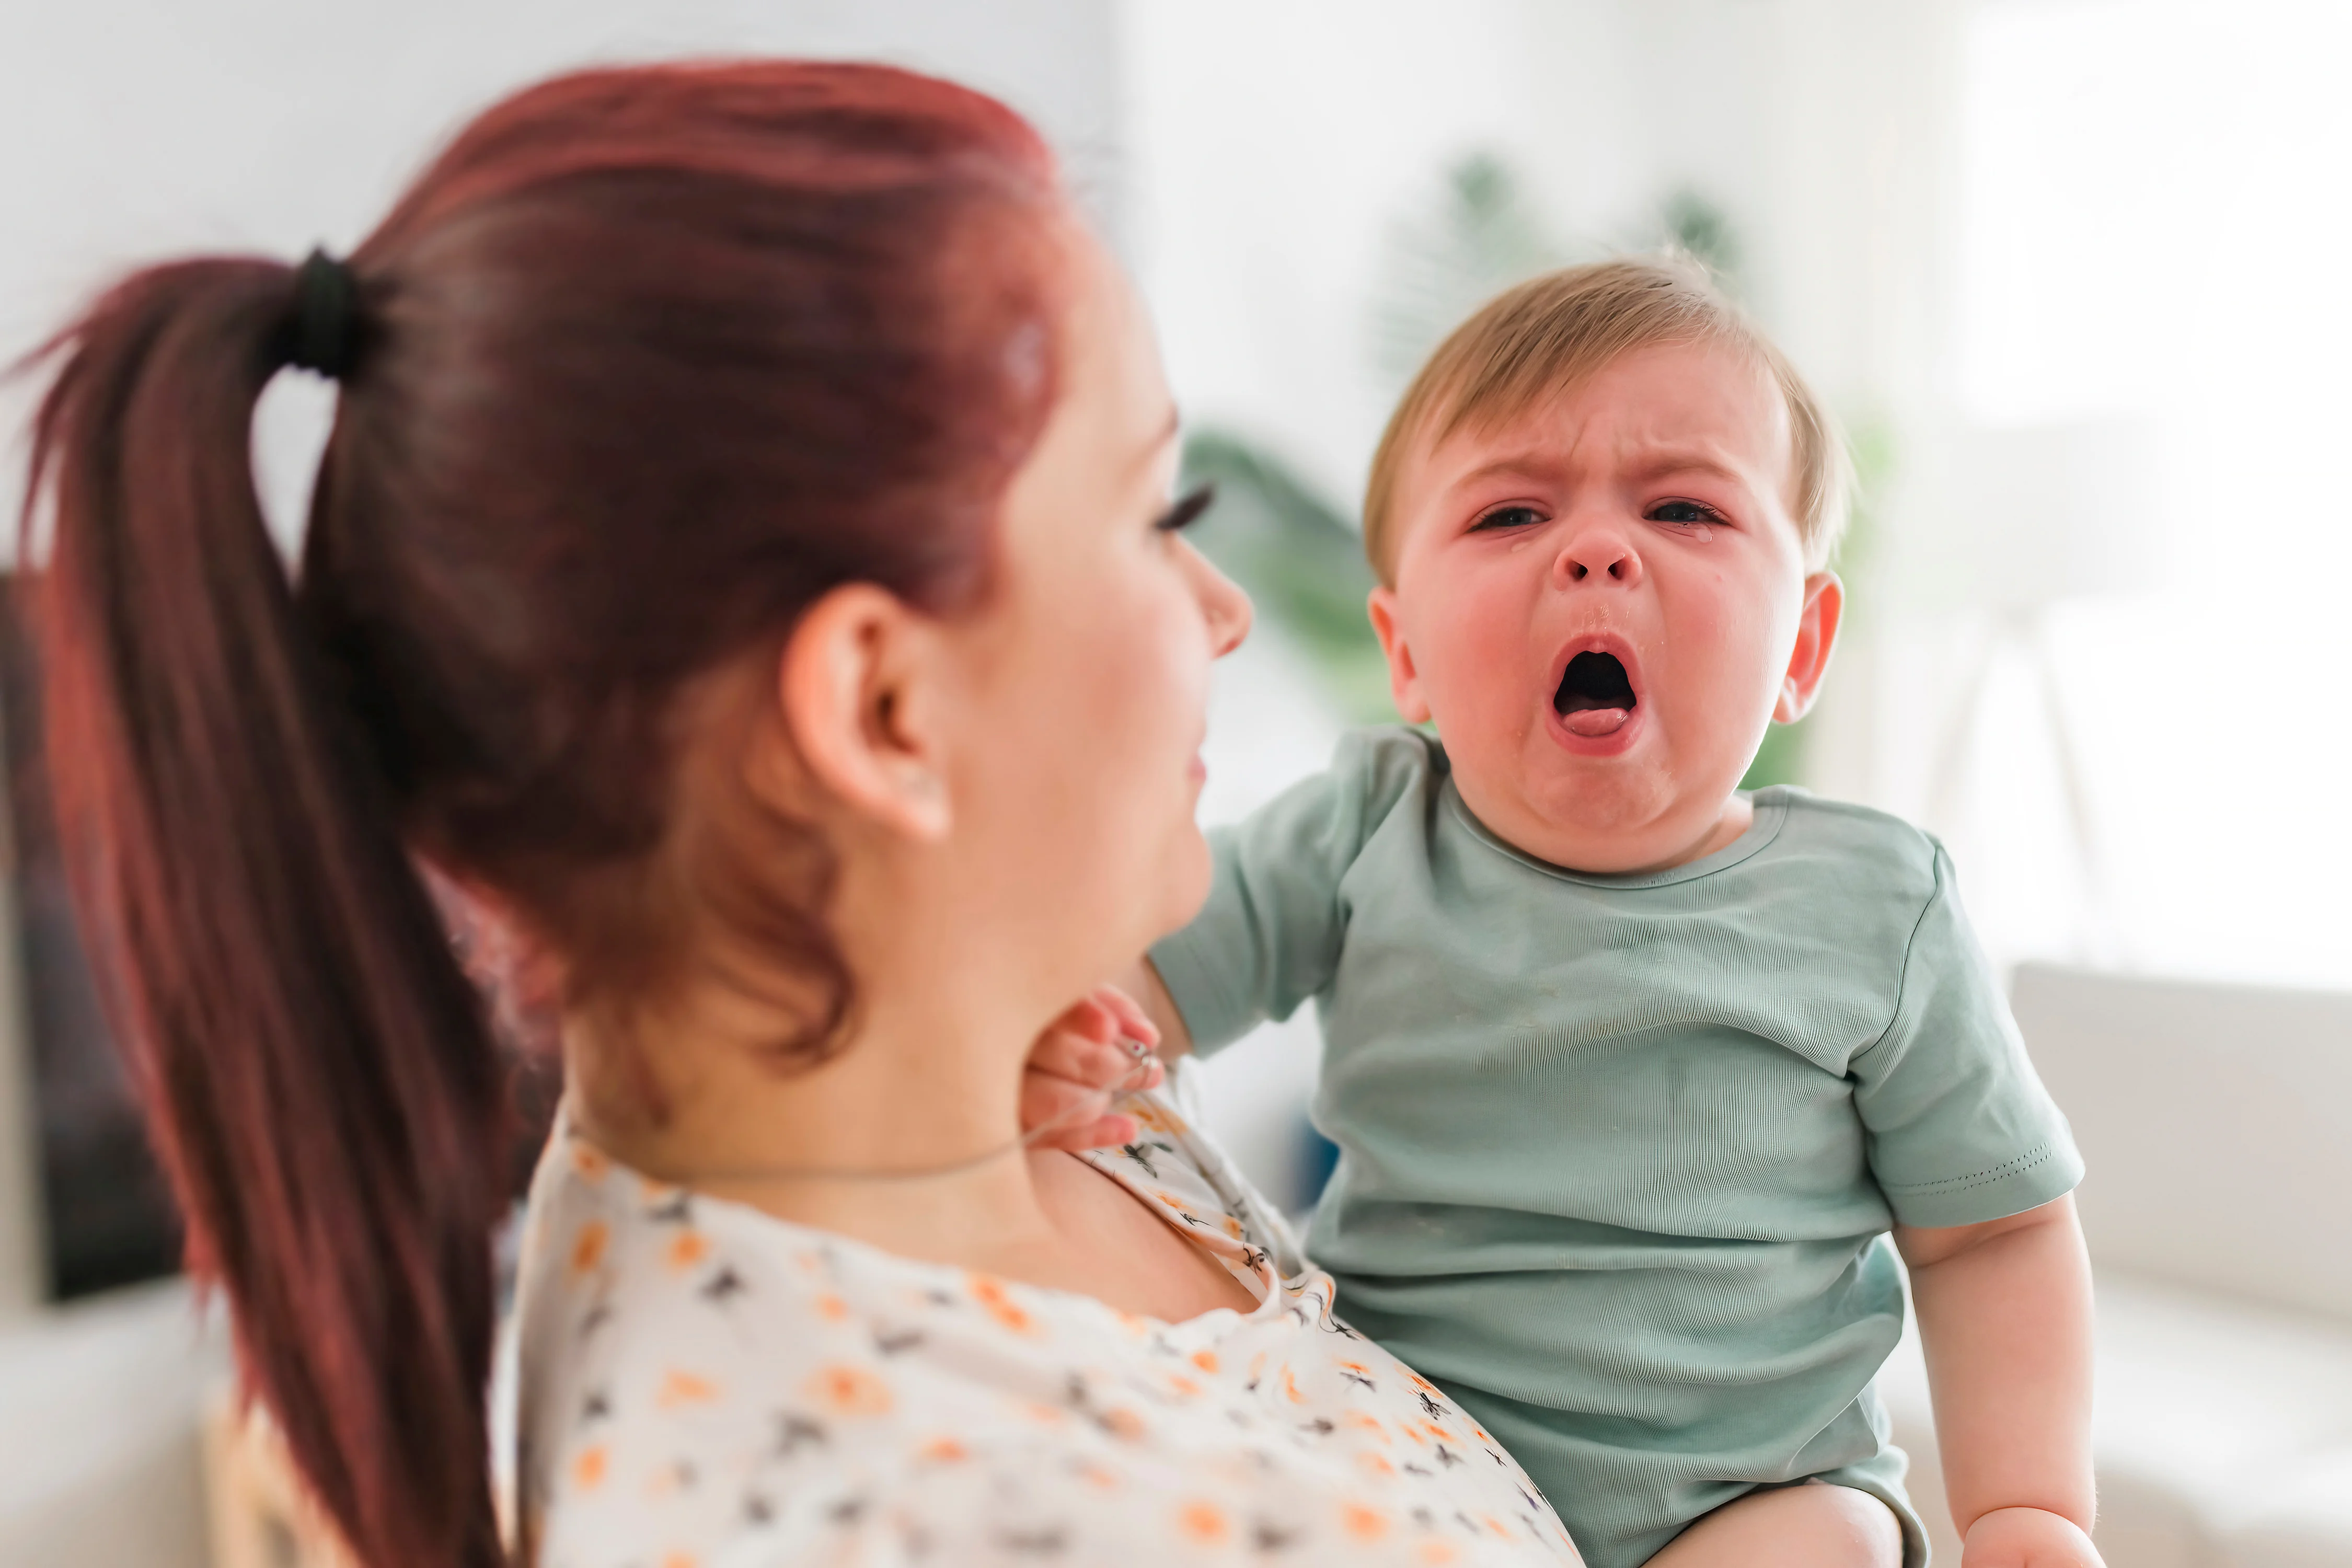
[0,575,182,1301]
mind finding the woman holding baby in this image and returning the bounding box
[22,60,1579,1568]
[22,54,2101,1568]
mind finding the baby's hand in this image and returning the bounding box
[1962,1507,2104,1568]
[1019,984,1163,1152]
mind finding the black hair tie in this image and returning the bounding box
[286,247,361,379]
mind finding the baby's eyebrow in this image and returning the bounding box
[1444,445,1761,494]
[1448,451,1564,488]
[1619,446,1753,488]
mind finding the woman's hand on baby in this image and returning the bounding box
[1962,1506,2105,1568]
[1020,984,1163,1152]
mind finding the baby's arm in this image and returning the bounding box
[1024,729,1438,1144]
[1895,1194,2104,1568]
[1119,956,1193,1058]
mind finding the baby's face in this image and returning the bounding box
[1370,340,1841,874]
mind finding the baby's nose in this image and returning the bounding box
[1559,529,1644,587]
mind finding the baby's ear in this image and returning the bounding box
[1774,571,1846,724]
[1367,587,1433,724]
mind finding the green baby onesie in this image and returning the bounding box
[1150,728,2083,1568]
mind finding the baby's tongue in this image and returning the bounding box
[1563,707,1631,737]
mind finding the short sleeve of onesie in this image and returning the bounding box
[1851,843,2085,1228]
[1151,729,1434,1055]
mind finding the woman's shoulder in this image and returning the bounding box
[1075,1078,1309,1279]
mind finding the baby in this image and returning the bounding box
[1054,260,2103,1568]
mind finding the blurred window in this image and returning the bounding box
[1951,0,2352,990]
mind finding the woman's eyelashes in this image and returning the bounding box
[1154,482,1216,534]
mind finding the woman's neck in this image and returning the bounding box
[566,948,1262,1324]
[570,982,1068,1270]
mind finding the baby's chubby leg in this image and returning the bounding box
[1646,1480,1903,1568]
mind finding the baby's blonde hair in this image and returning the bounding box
[1362,256,1851,585]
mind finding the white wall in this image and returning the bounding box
[1125,0,1543,503]
[0,0,1122,551]
[0,0,1121,321]
[1915,0,2352,990]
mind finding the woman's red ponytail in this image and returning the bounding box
[16,61,1063,1568]
[24,255,510,1565]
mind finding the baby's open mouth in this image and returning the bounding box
[1553,651,1637,737]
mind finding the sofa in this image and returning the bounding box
[1880,963,2352,1566]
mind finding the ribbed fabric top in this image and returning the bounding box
[1150,727,2082,1568]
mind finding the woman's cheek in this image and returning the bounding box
[1161,822,1215,930]
[1097,586,1201,787]
[1119,590,1217,935]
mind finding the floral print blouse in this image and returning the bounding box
[511,1089,1584,1567]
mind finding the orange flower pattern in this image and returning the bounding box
[512,1090,1581,1566]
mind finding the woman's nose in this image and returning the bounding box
[1192,545,1253,658]
[1557,525,1644,589]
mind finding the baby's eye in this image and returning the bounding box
[1646,499,1725,531]
[1469,504,1547,533]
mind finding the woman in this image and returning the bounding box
[22,62,1581,1568]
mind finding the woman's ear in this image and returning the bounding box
[1367,586,1433,724]
[774,583,953,841]
[1773,571,1846,725]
